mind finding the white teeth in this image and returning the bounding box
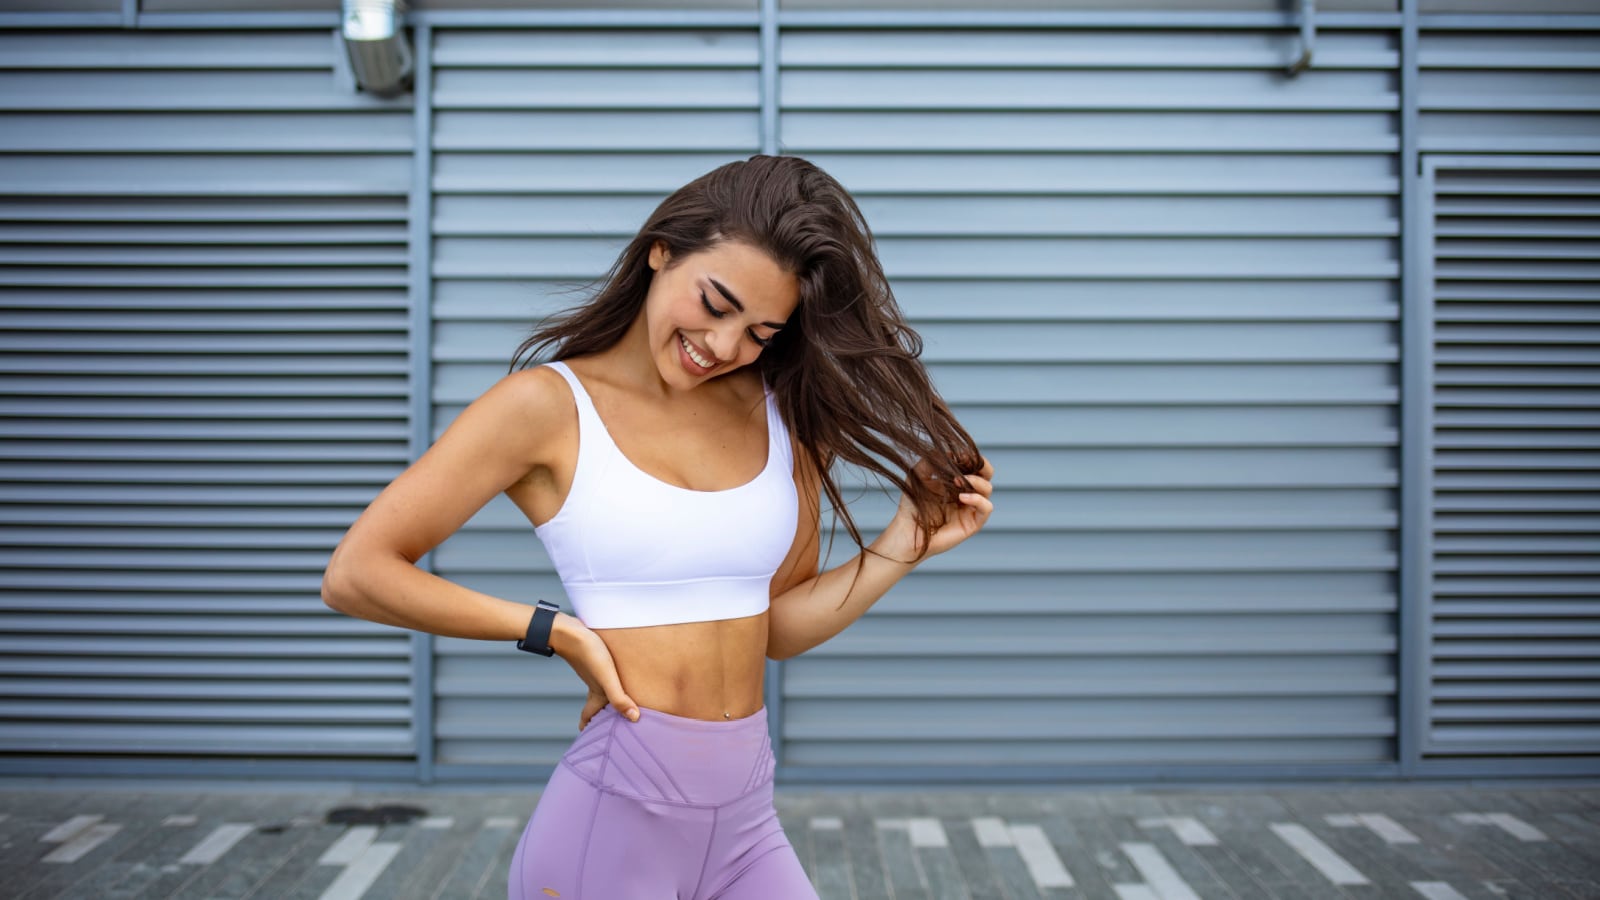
[680,333,713,369]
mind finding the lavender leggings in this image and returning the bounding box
[508,703,818,899]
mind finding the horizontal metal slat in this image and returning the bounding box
[433,68,758,109]
[780,29,1397,70]
[0,462,401,485]
[1436,369,1600,389]
[0,223,407,244]
[0,246,407,266]
[0,198,406,224]
[2,680,409,701]
[1435,449,1600,468]
[0,636,407,657]
[1436,492,1600,512]
[782,111,1399,153]
[0,508,365,533]
[1433,576,1599,597]
[0,288,406,310]
[3,310,405,331]
[1435,537,1600,556]
[432,110,758,151]
[1433,599,1600,617]
[1431,640,1600,659]
[0,154,412,196]
[0,657,406,679]
[1432,620,1600,637]
[0,334,406,353]
[1433,661,1600,679]
[782,69,1396,112]
[777,633,1391,658]
[0,548,363,570]
[1430,703,1600,721]
[782,673,1395,699]
[432,28,758,67]
[0,484,379,506]
[0,31,338,69]
[0,112,413,153]
[1437,517,1600,537]
[0,441,407,464]
[1432,557,1600,574]
[0,267,410,288]
[0,357,409,378]
[0,724,413,756]
[0,71,413,112]
[0,700,410,722]
[1434,388,1599,408]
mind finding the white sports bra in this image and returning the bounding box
[533,361,799,629]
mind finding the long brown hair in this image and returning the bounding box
[510,155,982,571]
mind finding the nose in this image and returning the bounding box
[706,325,739,362]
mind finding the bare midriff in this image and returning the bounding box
[593,610,770,721]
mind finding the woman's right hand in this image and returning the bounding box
[551,613,640,730]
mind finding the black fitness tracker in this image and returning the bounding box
[516,600,562,657]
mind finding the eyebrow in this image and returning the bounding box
[709,277,786,331]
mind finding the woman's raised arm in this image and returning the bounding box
[766,450,994,660]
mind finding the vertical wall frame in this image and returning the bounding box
[408,24,437,785]
[1397,0,1425,779]
[758,0,787,768]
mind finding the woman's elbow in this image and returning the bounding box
[321,544,365,615]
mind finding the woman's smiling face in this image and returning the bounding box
[643,239,800,389]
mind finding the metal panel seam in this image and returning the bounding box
[409,23,436,786]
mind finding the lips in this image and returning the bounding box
[678,331,716,373]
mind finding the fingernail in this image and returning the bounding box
[628,710,639,721]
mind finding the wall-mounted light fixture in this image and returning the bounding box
[338,0,414,96]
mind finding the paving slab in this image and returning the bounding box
[1,780,1597,900]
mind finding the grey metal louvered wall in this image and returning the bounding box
[0,31,417,762]
[774,28,1402,773]
[1423,157,1600,760]
[2,7,1598,782]
[1415,26,1600,763]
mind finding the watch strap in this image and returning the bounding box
[516,600,561,657]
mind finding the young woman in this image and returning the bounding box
[322,155,994,899]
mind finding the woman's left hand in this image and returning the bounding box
[878,456,995,562]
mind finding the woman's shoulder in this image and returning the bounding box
[473,365,579,444]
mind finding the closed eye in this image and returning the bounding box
[700,291,725,319]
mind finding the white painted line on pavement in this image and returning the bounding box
[1360,813,1420,844]
[41,814,102,843]
[809,817,842,830]
[972,817,1012,848]
[1009,823,1074,889]
[42,823,121,863]
[1270,822,1370,885]
[162,814,198,827]
[1453,812,1547,841]
[1121,842,1201,900]
[179,823,254,865]
[1113,885,1160,900]
[1411,881,1470,900]
[419,816,453,829]
[1325,814,1359,827]
[318,840,401,900]
[1136,816,1218,846]
[319,825,379,866]
[908,817,949,848]
[1486,812,1547,842]
[485,816,518,829]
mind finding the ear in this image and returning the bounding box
[648,240,670,272]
